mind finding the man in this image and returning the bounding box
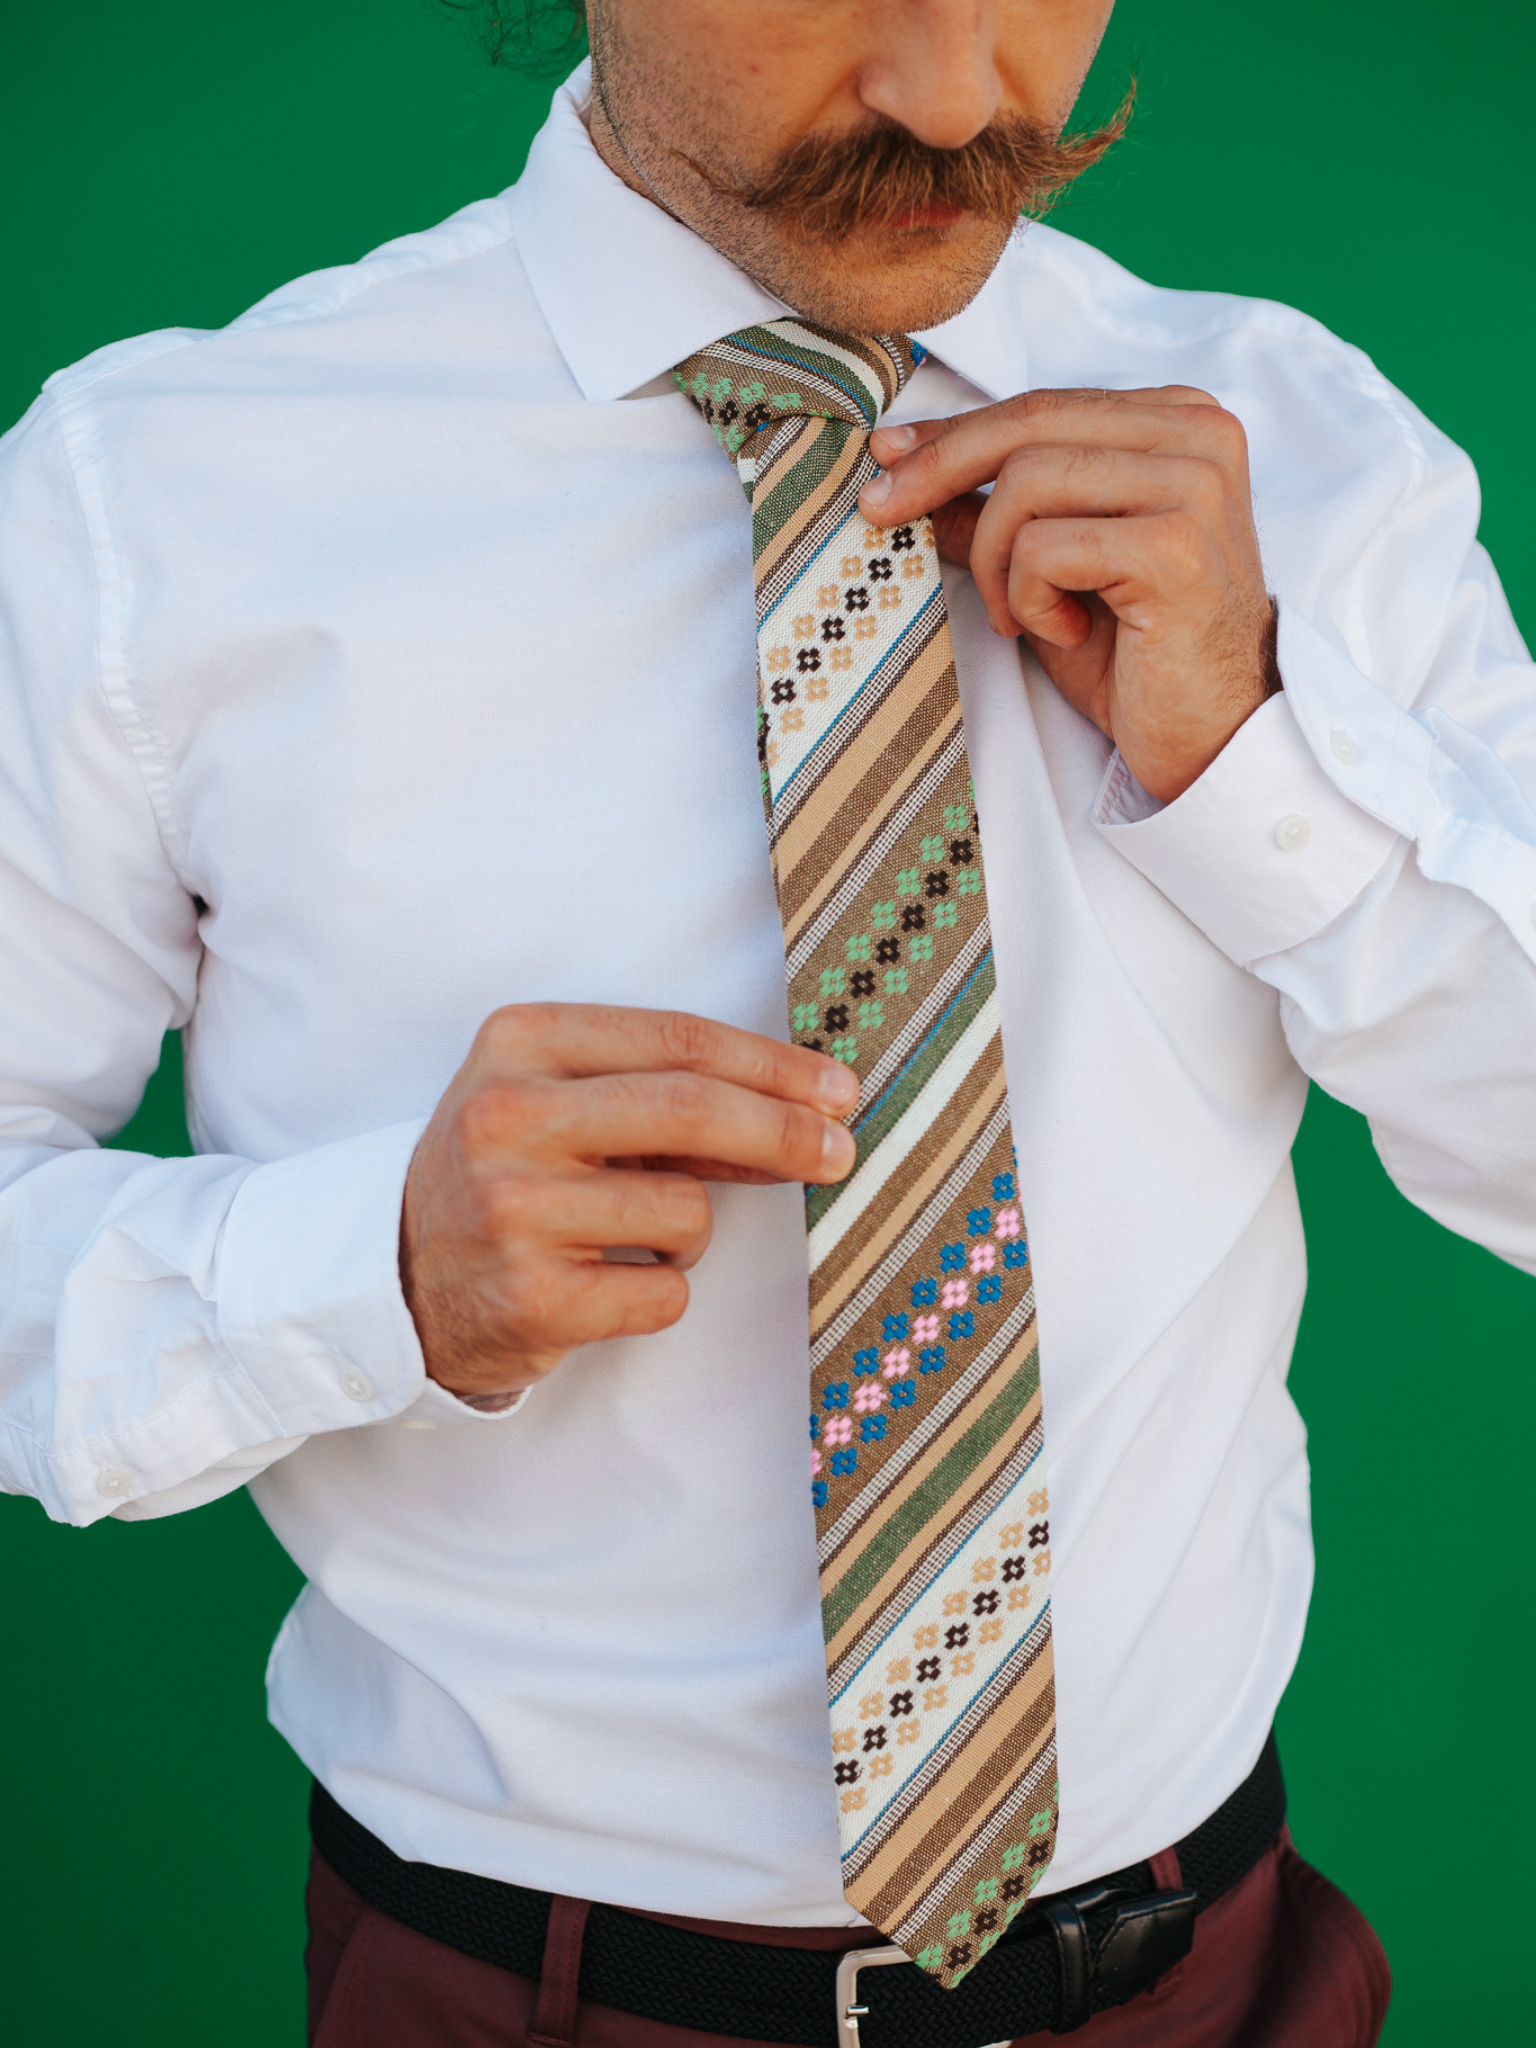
[1,0,1531,2041]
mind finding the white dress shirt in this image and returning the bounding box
[2,67,1534,1923]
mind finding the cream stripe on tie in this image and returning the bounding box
[674,321,1058,1991]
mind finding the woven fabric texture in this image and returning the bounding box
[672,319,1057,1988]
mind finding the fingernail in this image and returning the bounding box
[877,424,917,455]
[819,1064,859,1110]
[822,1122,857,1175]
[861,470,892,508]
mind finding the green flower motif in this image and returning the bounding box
[791,1003,820,1031]
[870,901,897,930]
[949,1963,974,1985]
[1028,1811,1054,1837]
[956,868,982,897]
[973,1877,1000,1904]
[819,967,846,998]
[738,379,766,404]
[945,1910,973,1939]
[884,967,909,996]
[943,802,970,832]
[933,901,959,929]
[857,1000,884,1030]
[772,391,805,409]
[909,934,935,962]
[830,1035,859,1063]
[895,867,921,897]
[1005,1898,1027,1923]
[845,932,873,962]
[920,833,947,862]
[711,376,733,403]
[1000,1843,1027,1872]
[915,1945,945,1972]
[977,1931,1001,1956]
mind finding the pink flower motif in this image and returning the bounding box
[881,1346,912,1379]
[811,1448,822,1477]
[824,1415,854,1447]
[941,1278,969,1310]
[853,1383,886,1414]
[969,1242,996,1274]
[911,1314,940,1344]
[994,1207,1021,1240]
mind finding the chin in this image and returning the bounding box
[771,216,1015,336]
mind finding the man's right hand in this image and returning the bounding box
[399,1004,859,1400]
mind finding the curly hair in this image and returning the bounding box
[442,0,586,68]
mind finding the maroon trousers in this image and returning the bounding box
[307,1829,1390,2048]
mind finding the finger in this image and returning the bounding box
[967,448,1231,633]
[999,512,1217,642]
[468,1071,858,1185]
[613,1154,783,1186]
[531,1256,694,1348]
[931,490,987,566]
[481,1168,715,1268]
[863,388,1247,525]
[471,1004,859,1116]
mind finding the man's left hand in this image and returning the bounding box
[863,387,1279,804]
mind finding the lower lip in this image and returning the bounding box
[889,202,966,230]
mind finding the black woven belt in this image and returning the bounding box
[311,1733,1284,2044]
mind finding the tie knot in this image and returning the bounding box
[674,319,922,461]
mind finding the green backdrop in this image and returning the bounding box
[2,3,1533,2040]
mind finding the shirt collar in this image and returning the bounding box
[508,64,1028,408]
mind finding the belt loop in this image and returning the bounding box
[529,1895,592,2048]
[1147,1846,1184,1891]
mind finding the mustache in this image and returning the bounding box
[692,89,1134,240]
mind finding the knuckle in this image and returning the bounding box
[655,1008,715,1071]
[660,1070,712,1129]
[474,1172,539,1240]
[454,1085,521,1156]
[1160,507,1211,576]
[508,1261,567,1339]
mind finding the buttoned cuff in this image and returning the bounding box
[218,1118,431,1436]
[1092,691,1400,965]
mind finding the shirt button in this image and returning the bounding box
[1330,727,1359,766]
[95,1467,131,1498]
[340,1368,376,1403]
[1274,814,1311,852]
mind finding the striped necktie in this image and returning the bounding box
[674,321,1058,1989]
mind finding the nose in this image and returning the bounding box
[856,0,1004,151]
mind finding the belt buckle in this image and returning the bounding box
[834,1944,910,2048]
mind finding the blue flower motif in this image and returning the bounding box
[811,1480,829,1508]
[1003,1241,1029,1269]
[853,1348,880,1376]
[948,1310,975,1340]
[823,1382,850,1410]
[919,1345,947,1374]
[965,1207,992,1236]
[890,1380,917,1409]
[976,1274,1003,1304]
[912,1277,939,1307]
[939,1243,966,1272]
[992,1173,1017,1202]
[882,1312,909,1343]
[830,1448,858,1476]
[809,1413,821,1439]
[860,1414,888,1443]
